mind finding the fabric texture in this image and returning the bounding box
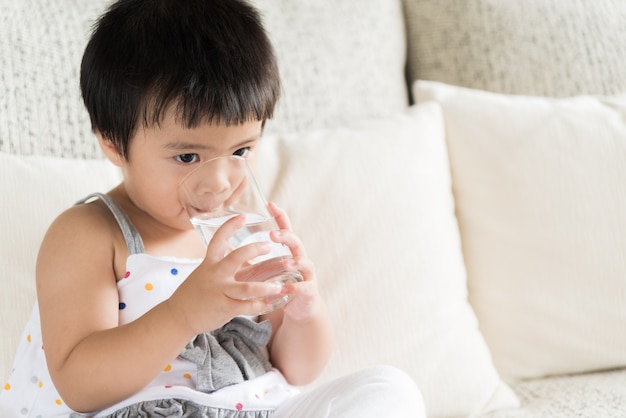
[78,193,145,254]
[403,0,626,98]
[93,398,272,418]
[414,80,626,380]
[0,0,105,158]
[179,318,273,393]
[256,103,519,418]
[254,0,408,136]
[484,368,626,418]
[98,366,427,418]
[273,366,426,418]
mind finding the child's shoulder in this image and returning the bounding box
[41,196,122,255]
[52,196,117,231]
[36,195,126,294]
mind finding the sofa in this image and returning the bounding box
[1,0,626,417]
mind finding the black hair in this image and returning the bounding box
[80,0,281,159]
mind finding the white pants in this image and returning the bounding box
[273,365,426,418]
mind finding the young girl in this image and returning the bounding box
[0,0,425,416]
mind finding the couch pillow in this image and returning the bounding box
[257,103,518,418]
[404,0,626,98]
[0,153,121,384]
[414,80,626,379]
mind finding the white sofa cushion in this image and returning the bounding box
[414,80,626,380]
[0,153,122,385]
[404,0,626,97]
[257,103,518,418]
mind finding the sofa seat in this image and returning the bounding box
[486,368,626,417]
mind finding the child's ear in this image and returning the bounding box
[96,132,125,167]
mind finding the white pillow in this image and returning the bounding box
[0,153,121,384]
[414,80,626,379]
[257,103,518,418]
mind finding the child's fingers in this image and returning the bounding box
[268,202,307,258]
[283,257,315,282]
[220,241,272,273]
[270,228,307,259]
[268,201,292,230]
[224,280,284,301]
[204,214,246,262]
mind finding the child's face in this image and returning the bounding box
[116,110,263,231]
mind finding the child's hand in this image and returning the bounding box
[168,214,283,335]
[264,202,332,385]
[268,202,322,322]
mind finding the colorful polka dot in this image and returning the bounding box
[183,373,192,379]
[119,302,127,310]
[27,334,31,343]
[170,268,178,275]
[124,271,131,279]
[163,364,172,372]
[145,283,154,291]
[38,381,43,388]
[55,399,63,406]
[20,408,28,415]
[236,403,243,411]
[3,383,10,390]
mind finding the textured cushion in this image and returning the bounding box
[414,80,626,380]
[255,0,408,136]
[0,0,408,159]
[257,103,518,418]
[484,368,626,418]
[0,153,122,384]
[0,0,105,158]
[404,0,626,98]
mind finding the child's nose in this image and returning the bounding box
[199,168,231,195]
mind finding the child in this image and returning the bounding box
[0,0,425,416]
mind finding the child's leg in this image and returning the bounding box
[273,365,426,418]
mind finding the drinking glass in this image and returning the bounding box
[179,154,302,313]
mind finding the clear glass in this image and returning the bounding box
[178,154,302,313]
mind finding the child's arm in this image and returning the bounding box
[263,202,334,385]
[37,204,280,413]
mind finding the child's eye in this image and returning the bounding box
[233,147,251,158]
[175,153,199,164]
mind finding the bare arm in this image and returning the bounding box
[37,205,281,412]
[263,203,334,385]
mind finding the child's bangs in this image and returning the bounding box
[142,75,279,129]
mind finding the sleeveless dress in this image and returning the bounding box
[0,193,297,418]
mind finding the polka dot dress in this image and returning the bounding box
[0,194,296,417]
